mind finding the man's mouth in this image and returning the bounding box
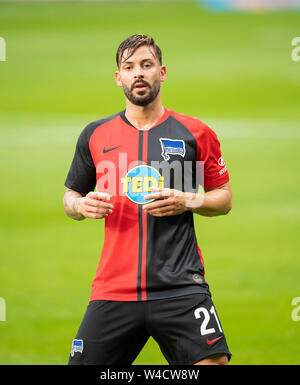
[133,82,149,90]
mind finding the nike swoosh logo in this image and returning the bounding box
[206,336,223,345]
[103,146,121,153]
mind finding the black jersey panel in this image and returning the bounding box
[147,116,200,193]
[64,113,120,194]
[145,115,210,300]
[145,212,209,300]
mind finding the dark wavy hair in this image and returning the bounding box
[116,34,162,68]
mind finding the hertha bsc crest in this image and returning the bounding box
[71,339,83,357]
[159,138,186,161]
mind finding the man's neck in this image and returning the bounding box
[124,99,165,131]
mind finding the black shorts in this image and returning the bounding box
[68,293,231,365]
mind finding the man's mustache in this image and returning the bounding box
[131,80,151,91]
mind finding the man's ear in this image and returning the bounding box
[115,71,122,87]
[160,65,167,83]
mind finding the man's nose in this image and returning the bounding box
[133,66,144,78]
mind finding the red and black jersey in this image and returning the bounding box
[65,107,229,302]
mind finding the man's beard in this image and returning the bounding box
[122,78,161,107]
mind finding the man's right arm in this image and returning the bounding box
[63,188,114,221]
[63,122,114,220]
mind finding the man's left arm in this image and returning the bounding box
[143,182,232,218]
[144,123,232,217]
[189,182,232,217]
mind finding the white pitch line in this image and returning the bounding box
[0,118,299,148]
[205,119,300,139]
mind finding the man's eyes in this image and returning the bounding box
[123,63,152,70]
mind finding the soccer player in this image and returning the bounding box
[63,34,232,365]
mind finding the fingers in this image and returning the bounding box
[79,192,114,219]
[144,187,173,201]
[86,191,112,201]
[145,187,185,201]
[84,207,110,219]
[86,198,114,210]
[143,203,175,216]
[144,207,176,217]
[143,198,173,211]
[86,205,113,215]
[143,189,177,211]
[143,198,176,217]
[143,188,186,217]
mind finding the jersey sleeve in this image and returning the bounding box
[64,124,96,194]
[198,125,229,189]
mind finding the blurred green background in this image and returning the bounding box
[0,0,299,365]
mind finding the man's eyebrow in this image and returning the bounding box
[121,57,155,66]
[141,58,155,63]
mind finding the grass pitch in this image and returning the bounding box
[0,1,299,365]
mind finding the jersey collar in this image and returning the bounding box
[120,107,170,131]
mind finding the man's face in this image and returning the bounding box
[115,45,166,107]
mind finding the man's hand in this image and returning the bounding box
[143,188,198,217]
[143,183,232,217]
[63,189,114,220]
[77,192,114,219]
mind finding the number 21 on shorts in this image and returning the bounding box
[194,306,223,336]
